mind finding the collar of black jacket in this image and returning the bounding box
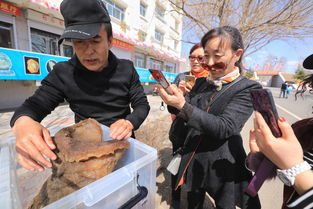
[69,50,118,76]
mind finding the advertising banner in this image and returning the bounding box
[0,48,177,82]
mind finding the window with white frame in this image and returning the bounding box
[149,58,163,71]
[138,30,147,42]
[155,4,165,19]
[103,0,125,21]
[31,28,60,55]
[140,2,147,17]
[154,29,164,42]
[62,43,74,57]
[165,62,176,73]
[134,53,146,68]
[0,22,13,48]
[174,40,178,50]
[175,20,179,31]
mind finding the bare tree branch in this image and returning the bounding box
[167,0,313,56]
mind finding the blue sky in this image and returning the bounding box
[181,38,313,74]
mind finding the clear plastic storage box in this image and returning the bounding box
[0,125,157,209]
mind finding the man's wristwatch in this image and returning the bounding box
[277,161,312,186]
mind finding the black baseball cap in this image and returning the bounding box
[303,54,313,70]
[58,0,111,45]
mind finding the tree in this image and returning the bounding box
[168,0,313,56]
[293,67,307,81]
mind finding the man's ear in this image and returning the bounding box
[108,36,113,49]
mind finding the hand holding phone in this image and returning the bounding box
[149,69,173,95]
[185,75,195,86]
[245,89,281,197]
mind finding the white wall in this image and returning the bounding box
[0,80,38,110]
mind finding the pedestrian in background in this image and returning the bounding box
[279,81,288,98]
[10,0,149,172]
[168,43,208,208]
[159,26,261,209]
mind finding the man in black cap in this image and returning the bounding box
[10,0,150,172]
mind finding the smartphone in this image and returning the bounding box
[250,89,282,137]
[245,89,281,197]
[185,75,195,85]
[149,69,173,94]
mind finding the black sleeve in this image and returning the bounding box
[286,187,313,208]
[125,65,150,130]
[178,83,260,139]
[10,69,65,127]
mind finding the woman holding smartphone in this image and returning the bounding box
[173,43,209,95]
[250,54,313,209]
[169,43,209,208]
[159,26,261,209]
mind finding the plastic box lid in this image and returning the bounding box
[0,125,157,209]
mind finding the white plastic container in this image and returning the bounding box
[0,125,157,209]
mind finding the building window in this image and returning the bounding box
[103,0,125,21]
[165,62,176,73]
[138,30,147,42]
[0,22,13,48]
[140,2,147,17]
[155,4,165,19]
[174,40,178,50]
[149,58,163,71]
[62,43,73,57]
[155,29,164,42]
[175,20,179,31]
[31,28,60,55]
[135,53,146,68]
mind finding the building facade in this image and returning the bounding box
[0,0,184,109]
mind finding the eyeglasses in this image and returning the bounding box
[201,62,228,70]
[189,55,205,62]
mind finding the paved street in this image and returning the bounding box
[1,89,313,209]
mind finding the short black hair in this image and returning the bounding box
[103,22,113,40]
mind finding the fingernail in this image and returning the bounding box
[38,167,44,172]
[278,117,286,122]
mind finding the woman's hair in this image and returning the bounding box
[201,26,244,72]
[295,74,313,99]
[189,43,202,55]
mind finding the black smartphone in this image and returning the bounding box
[250,89,282,137]
[149,69,173,94]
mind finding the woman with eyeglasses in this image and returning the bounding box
[168,43,208,209]
[173,43,209,94]
[158,26,261,209]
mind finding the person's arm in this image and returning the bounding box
[110,65,150,139]
[251,112,313,197]
[11,69,66,171]
[159,82,260,139]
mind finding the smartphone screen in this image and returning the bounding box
[250,89,282,137]
[185,75,195,84]
[149,69,173,94]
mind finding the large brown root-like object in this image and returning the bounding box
[28,118,130,209]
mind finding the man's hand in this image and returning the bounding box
[13,116,56,171]
[109,119,133,140]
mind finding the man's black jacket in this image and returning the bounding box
[10,51,150,130]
